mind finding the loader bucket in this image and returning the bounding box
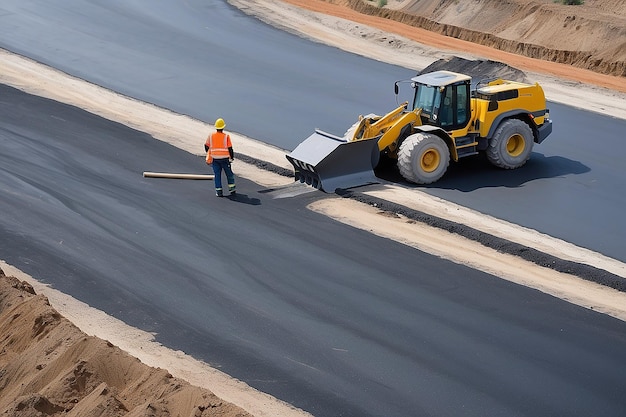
[286,129,380,192]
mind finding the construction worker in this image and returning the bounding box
[205,118,235,197]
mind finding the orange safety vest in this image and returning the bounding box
[205,132,232,163]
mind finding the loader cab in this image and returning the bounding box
[410,71,471,131]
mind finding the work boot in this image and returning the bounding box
[216,190,223,197]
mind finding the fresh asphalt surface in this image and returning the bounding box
[3,84,626,417]
[1,0,626,416]
[1,0,625,262]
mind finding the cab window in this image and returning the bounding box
[437,82,470,130]
[413,85,437,116]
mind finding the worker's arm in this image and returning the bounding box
[229,147,234,160]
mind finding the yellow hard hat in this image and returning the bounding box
[215,118,226,130]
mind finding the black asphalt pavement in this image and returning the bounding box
[1,0,623,263]
[2,84,626,417]
[1,0,626,415]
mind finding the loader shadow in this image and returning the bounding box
[375,152,590,192]
[226,193,261,205]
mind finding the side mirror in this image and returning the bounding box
[394,83,399,95]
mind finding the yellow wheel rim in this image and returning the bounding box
[506,134,526,157]
[420,148,440,173]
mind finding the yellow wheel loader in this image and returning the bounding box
[286,70,552,192]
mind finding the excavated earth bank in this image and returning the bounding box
[0,268,250,417]
[328,0,626,77]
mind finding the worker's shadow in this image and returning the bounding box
[227,193,261,205]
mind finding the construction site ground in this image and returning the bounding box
[1,0,625,416]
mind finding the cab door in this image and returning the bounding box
[438,81,470,131]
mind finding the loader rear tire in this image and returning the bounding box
[486,119,534,169]
[398,132,450,184]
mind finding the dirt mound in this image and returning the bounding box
[0,268,250,417]
[328,0,626,77]
[420,56,529,85]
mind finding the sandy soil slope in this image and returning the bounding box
[1,1,625,416]
[336,0,626,77]
[233,0,626,119]
[268,0,626,94]
[0,268,251,417]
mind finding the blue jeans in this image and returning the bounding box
[212,158,235,193]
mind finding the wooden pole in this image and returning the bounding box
[143,172,215,180]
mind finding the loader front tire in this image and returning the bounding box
[487,119,534,169]
[398,133,450,184]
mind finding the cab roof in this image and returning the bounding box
[411,70,471,87]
